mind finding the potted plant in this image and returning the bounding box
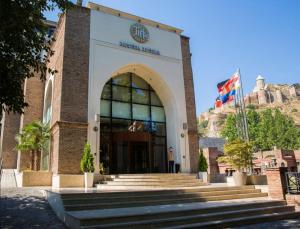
[198,149,208,182]
[217,139,253,186]
[80,143,95,188]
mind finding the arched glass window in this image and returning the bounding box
[100,73,167,174]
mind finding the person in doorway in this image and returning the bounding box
[168,147,175,173]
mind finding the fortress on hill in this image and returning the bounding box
[244,75,299,106]
[199,75,300,138]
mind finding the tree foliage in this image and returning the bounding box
[221,108,300,150]
[217,139,253,172]
[221,114,238,142]
[198,149,208,172]
[80,143,95,173]
[16,121,50,171]
[0,0,72,114]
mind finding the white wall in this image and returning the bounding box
[88,9,190,172]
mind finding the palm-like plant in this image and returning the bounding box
[16,121,50,171]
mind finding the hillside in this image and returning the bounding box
[198,78,300,137]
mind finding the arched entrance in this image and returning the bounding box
[99,72,167,174]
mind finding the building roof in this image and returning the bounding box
[87,2,183,34]
[256,75,265,81]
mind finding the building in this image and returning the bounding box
[0,3,199,176]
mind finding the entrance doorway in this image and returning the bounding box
[99,72,167,174]
[112,132,150,174]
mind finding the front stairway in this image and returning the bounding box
[97,173,205,190]
[45,174,300,228]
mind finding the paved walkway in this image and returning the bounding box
[0,187,66,229]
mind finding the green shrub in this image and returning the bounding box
[198,150,208,172]
[80,143,95,173]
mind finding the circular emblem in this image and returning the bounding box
[130,23,149,43]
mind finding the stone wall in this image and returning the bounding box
[181,36,199,173]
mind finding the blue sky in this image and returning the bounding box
[45,0,300,115]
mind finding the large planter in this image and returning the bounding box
[16,171,52,187]
[233,171,247,186]
[198,171,208,183]
[84,172,94,188]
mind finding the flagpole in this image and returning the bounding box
[237,68,249,141]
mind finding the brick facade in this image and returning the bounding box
[49,6,90,174]
[266,167,288,200]
[17,75,45,171]
[181,36,199,173]
[0,112,20,168]
[203,147,222,174]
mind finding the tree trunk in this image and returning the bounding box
[31,151,34,171]
[33,150,40,171]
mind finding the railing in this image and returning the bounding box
[286,172,300,194]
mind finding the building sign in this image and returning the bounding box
[119,23,160,55]
[130,23,149,43]
[119,41,160,55]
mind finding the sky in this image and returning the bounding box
[45,0,300,115]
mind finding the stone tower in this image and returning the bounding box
[254,75,265,92]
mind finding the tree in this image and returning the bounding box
[198,149,208,172]
[16,121,50,171]
[0,0,72,114]
[80,143,95,173]
[221,108,300,151]
[246,108,260,146]
[217,139,253,172]
[221,114,238,142]
[256,109,275,150]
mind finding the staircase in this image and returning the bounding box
[97,173,205,190]
[45,174,300,228]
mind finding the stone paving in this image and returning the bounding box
[0,187,66,229]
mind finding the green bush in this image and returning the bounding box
[198,150,208,172]
[80,143,95,173]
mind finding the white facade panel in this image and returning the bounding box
[88,9,191,172]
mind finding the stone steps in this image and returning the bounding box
[63,200,300,229]
[45,174,300,228]
[75,200,286,226]
[62,188,262,205]
[97,173,204,189]
[62,187,267,211]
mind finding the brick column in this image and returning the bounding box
[181,36,199,173]
[203,147,221,175]
[0,112,21,169]
[266,167,288,200]
[48,6,90,174]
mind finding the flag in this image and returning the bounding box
[217,79,229,93]
[218,72,240,95]
[215,97,222,108]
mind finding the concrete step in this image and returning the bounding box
[113,173,197,178]
[76,200,286,227]
[62,189,262,205]
[103,181,203,185]
[80,205,295,228]
[64,192,268,211]
[111,178,200,182]
[61,186,256,200]
[166,211,300,229]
